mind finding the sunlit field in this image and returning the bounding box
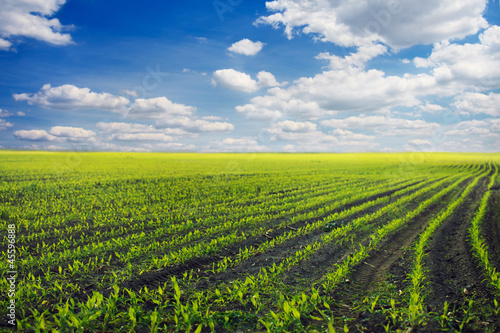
[1,152,500,332]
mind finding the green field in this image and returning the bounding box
[1,152,500,332]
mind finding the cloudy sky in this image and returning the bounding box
[0,0,499,152]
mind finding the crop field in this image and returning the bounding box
[1,152,500,332]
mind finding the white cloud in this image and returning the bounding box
[157,117,234,132]
[266,121,378,151]
[274,120,317,132]
[256,0,488,49]
[331,129,376,141]
[490,119,500,132]
[45,145,67,151]
[418,103,445,113]
[228,39,265,56]
[48,126,96,140]
[445,120,490,136]
[96,122,193,139]
[14,126,98,142]
[201,116,223,121]
[321,115,441,137]
[14,129,58,141]
[453,92,500,117]
[236,94,333,121]
[235,103,283,121]
[128,97,195,118]
[116,146,152,152]
[404,139,433,151]
[110,133,173,142]
[154,143,196,151]
[0,0,73,49]
[0,119,13,130]
[316,43,387,70]
[16,111,26,116]
[408,139,432,146]
[0,38,11,50]
[203,137,269,152]
[212,69,283,93]
[120,89,139,97]
[0,109,13,117]
[13,84,129,112]
[96,122,158,134]
[234,27,500,125]
[413,26,500,91]
[236,67,440,121]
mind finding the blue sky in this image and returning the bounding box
[0,0,499,152]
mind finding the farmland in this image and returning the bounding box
[1,152,500,332]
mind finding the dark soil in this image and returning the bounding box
[425,177,489,310]
[281,179,451,289]
[333,171,500,333]
[419,174,500,332]
[329,177,470,331]
[123,180,424,292]
[482,189,500,270]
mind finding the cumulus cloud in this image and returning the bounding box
[413,26,500,91]
[201,116,224,121]
[234,27,500,125]
[45,145,67,151]
[154,143,196,151]
[0,38,11,50]
[0,109,13,117]
[96,122,158,134]
[331,129,376,141]
[228,39,265,56]
[445,120,491,136]
[0,119,13,130]
[418,103,446,114]
[95,122,193,141]
[265,120,378,151]
[48,126,96,140]
[128,97,196,118]
[14,129,58,141]
[321,115,441,137]
[0,0,73,49]
[404,139,433,151]
[156,117,234,132]
[109,133,173,142]
[203,137,269,152]
[236,95,328,121]
[274,120,317,132]
[212,69,283,93]
[120,89,139,97]
[256,0,488,49]
[237,67,438,121]
[13,84,130,112]
[316,43,387,70]
[453,92,500,117]
[14,126,98,142]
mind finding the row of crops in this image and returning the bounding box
[1,152,499,332]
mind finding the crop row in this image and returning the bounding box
[469,164,500,292]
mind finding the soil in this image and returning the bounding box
[424,177,489,310]
[482,189,500,270]
[328,177,471,331]
[123,180,424,292]
[328,172,500,333]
